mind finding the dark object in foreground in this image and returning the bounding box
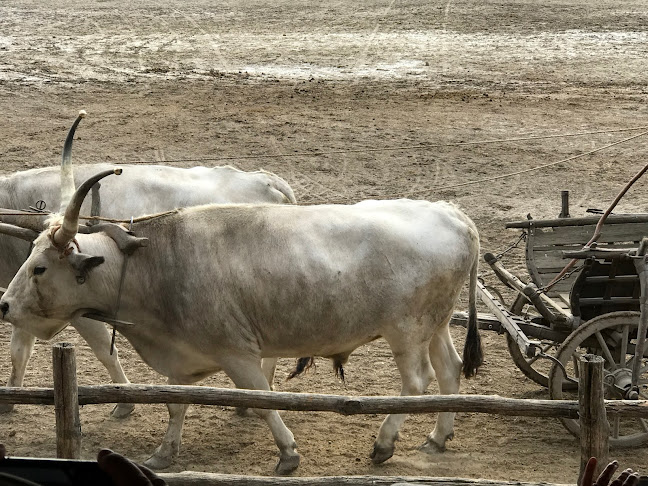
[0,457,114,486]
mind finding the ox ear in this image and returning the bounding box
[68,252,105,283]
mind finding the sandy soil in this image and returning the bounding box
[1,0,648,483]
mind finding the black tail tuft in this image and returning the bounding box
[462,242,483,379]
[287,357,315,379]
[462,317,483,378]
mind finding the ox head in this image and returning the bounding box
[0,169,122,340]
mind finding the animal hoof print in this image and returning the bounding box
[275,454,300,475]
[370,444,394,464]
[418,439,445,454]
[110,403,135,419]
[0,403,15,414]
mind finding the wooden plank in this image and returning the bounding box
[52,343,81,460]
[506,214,648,229]
[578,355,609,485]
[477,281,542,355]
[525,226,544,290]
[481,259,572,325]
[1,383,646,417]
[532,249,577,270]
[578,297,638,306]
[540,278,575,295]
[449,311,503,332]
[0,387,55,404]
[533,250,640,291]
[533,242,641,253]
[533,224,648,247]
[157,473,576,486]
[533,249,639,272]
[584,275,639,284]
[76,385,583,418]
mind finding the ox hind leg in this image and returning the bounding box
[371,331,435,464]
[222,355,300,475]
[420,321,463,453]
[73,317,135,419]
[0,327,36,413]
[235,357,278,417]
[261,357,279,388]
[144,376,190,470]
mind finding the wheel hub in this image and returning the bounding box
[604,367,634,399]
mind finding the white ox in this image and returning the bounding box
[0,169,482,475]
[0,114,295,417]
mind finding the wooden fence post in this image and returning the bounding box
[578,354,609,485]
[52,342,81,459]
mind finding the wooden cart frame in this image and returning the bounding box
[478,194,648,446]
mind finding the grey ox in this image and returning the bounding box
[0,113,295,417]
[0,168,482,474]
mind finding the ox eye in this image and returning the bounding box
[33,267,47,276]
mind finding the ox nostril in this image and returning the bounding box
[0,302,8,318]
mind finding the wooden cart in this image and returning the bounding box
[479,195,648,446]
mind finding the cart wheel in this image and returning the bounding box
[506,295,578,390]
[548,311,648,447]
[506,332,578,390]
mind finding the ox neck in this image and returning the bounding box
[80,231,137,354]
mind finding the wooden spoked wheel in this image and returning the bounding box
[548,311,648,447]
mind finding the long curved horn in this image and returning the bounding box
[0,222,38,242]
[0,209,49,233]
[53,168,122,248]
[60,110,87,213]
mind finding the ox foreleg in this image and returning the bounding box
[144,377,190,470]
[0,327,36,413]
[223,356,300,475]
[371,336,435,464]
[73,317,134,418]
[420,323,462,453]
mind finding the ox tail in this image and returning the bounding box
[462,246,483,378]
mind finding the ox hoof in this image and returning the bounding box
[110,403,135,419]
[143,454,173,470]
[235,407,255,417]
[275,453,300,475]
[0,403,15,414]
[370,443,394,464]
[418,439,445,454]
[418,432,453,454]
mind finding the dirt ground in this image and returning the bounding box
[1,0,648,483]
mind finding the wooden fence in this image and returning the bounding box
[1,343,647,485]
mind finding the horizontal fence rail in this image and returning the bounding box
[2,345,645,483]
[0,384,646,419]
[155,473,575,486]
